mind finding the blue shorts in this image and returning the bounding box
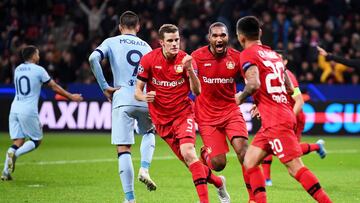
[9,113,43,141]
[111,106,154,145]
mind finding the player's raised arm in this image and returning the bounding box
[235,65,260,105]
[183,55,201,96]
[47,80,83,101]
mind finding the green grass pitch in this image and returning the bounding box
[0,133,359,202]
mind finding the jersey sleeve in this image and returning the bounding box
[40,66,51,84]
[95,39,110,60]
[137,55,151,82]
[286,70,299,88]
[240,51,257,73]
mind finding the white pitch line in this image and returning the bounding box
[0,149,358,167]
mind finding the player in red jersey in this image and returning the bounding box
[235,16,332,203]
[191,22,254,203]
[260,51,327,186]
[135,24,229,203]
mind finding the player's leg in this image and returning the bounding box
[285,158,332,202]
[225,112,255,202]
[2,114,26,180]
[296,119,327,158]
[261,155,273,186]
[198,125,228,171]
[133,107,156,191]
[243,130,270,203]
[270,127,332,203]
[14,115,43,160]
[112,106,136,202]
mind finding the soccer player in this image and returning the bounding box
[88,11,156,203]
[260,51,327,186]
[135,24,229,203]
[1,45,83,181]
[191,22,254,202]
[235,16,332,203]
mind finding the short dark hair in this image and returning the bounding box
[208,22,228,34]
[158,24,178,39]
[22,45,38,61]
[236,16,260,40]
[119,11,139,29]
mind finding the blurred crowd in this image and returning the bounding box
[0,0,359,85]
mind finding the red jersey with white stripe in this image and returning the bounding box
[137,48,194,125]
[192,46,243,125]
[240,44,296,129]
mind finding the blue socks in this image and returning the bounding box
[140,132,155,169]
[118,152,135,201]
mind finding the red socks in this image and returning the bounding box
[300,143,320,155]
[295,167,332,203]
[202,165,222,188]
[242,165,256,202]
[189,161,209,203]
[262,155,273,180]
[247,166,267,203]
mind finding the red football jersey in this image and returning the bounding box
[137,48,194,125]
[240,44,296,129]
[192,46,243,125]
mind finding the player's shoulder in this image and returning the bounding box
[142,48,161,61]
[227,47,241,55]
[191,46,209,57]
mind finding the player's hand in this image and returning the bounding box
[70,94,83,102]
[145,91,156,102]
[103,87,120,102]
[182,55,193,71]
[235,91,242,105]
[250,104,261,120]
[317,46,328,56]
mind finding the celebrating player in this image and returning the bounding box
[1,45,83,181]
[88,11,156,203]
[191,22,254,202]
[235,16,332,203]
[260,51,327,186]
[135,24,229,203]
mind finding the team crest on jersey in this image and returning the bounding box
[174,64,183,73]
[226,61,235,69]
[138,65,144,74]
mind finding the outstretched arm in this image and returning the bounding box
[235,65,260,105]
[47,80,83,101]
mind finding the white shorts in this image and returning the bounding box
[9,113,43,141]
[111,106,154,145]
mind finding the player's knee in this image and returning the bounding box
[31,139,41,148]
[212,161,226,172]
[181,149,197,165]
[243,156,257,170]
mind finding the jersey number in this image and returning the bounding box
[186,119,194,133]
[15,76,31,96]
[263,60,286,94]
[269,139,283,155]
[127,50,143,77]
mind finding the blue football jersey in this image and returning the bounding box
[91,34,152,108]
[10,63,51,116]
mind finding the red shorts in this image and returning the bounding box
[252,123,302,163]
[198,110,248,158]
[155,113,196,162]
[295,111,305,142]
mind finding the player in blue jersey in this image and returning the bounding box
[88,11,156,203]
[1,45,83,181]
